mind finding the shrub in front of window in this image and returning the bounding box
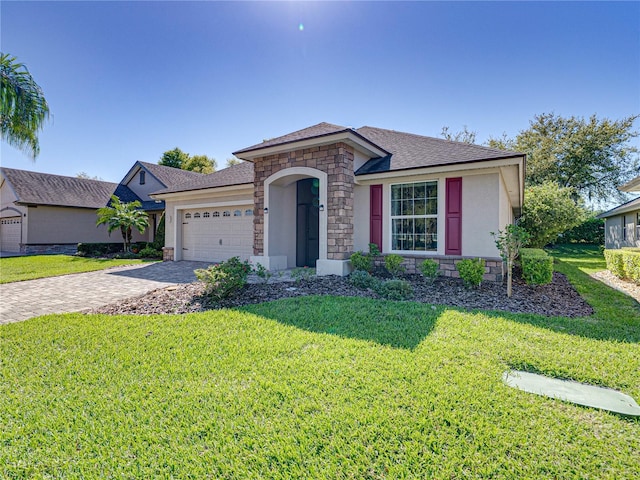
[349,270,380,290]
[194,257,251,301]
[384,254,406,277]
[520,248,553,285]
[375,279,414,300]
[456,258,485,288]
[350,251,373,273]
[419,259,439,283]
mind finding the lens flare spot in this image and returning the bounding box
[298,23,304,32]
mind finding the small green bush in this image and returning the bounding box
[253,263,273,284]
[456,258,485,288]
[520,248,553,285]
[77,242,123,256]
[194,257,251,301]
[291,267,315,283]
[349,270,380,290]
[419,259,439,283]
[384,254,405,277]
[350,251,373,273]
[138,246,162,259]
[605,249,640,284]
[151,213,166,250]
[375,279,414,300]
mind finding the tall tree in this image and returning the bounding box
[77,171,103,180]
[440,125,477,144]
[96,195,149,252]
[226,157,242,167]
[488,113,639,202]
[183,154,216,173]
[159,147,190,169]
[0,53,50,159]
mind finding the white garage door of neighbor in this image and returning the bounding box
[0,217,22,252]
[181,207,253,262]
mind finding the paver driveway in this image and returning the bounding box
[0,261,210,325]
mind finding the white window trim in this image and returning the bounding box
[389,180,439,255]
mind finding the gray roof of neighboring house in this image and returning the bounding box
[597,196,640,219]
[137,161,205,186]
[112,184,164,212]
[152,161,254,195]
[1,167,118,209]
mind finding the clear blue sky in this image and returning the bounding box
[2,1,639,183]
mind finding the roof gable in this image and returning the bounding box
[120,161,206,189]
[0,167,117,209]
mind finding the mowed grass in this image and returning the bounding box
[0,255,151,283]
[2,292,639,478]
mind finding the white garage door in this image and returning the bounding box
[0,217,22,252]
[181,206,253,262]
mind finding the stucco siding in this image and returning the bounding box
[353,184,370,252]
[461,173,501,258]
[604,212,640,249]
[498,173,514,232]
[126,173,166,200]
[26,206,113,244]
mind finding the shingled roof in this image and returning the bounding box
[137,161,205,187]
[152,161,254,195]
[1,168,118,209]
[353,126,523,175]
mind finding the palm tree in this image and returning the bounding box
[1,53,50,159]
[96,196,150,253]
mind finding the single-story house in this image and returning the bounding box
[598,175,640,249]
[152,123,525,281]
[0,162,204,253]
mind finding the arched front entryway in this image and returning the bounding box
[260,167,328,270]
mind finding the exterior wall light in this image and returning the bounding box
[264,207,268,214]
[319,204,324,212]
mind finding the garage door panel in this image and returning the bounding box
[0,217,22,252]
[182,206,253,262]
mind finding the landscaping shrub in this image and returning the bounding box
[77,242,124,256]
[138,246,162,259]
[384,254,405,277]
[520,248,553,285]
[605,249,640,284]
[194,257,251,301]
[253,263,273,284]
[456,258,485,288]
[375,279,414,300]
[419,259,439,283]
[151,213,166,250]
[291,267,315,283]
[349,243,380,274]
[561,216,604,245]
[349,270,380,290]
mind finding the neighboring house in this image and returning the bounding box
[0,162,205,254]
[598,176,640,249]
[0,168,117,253]
[152,122,525,280]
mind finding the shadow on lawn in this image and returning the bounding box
[240,296,440,350]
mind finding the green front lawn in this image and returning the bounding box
[2,245,639,478]
[0,255,152,283]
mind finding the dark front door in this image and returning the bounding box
[296,178,320,267]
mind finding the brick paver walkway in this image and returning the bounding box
[0,261,209,325]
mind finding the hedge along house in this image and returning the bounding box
[153,123,525,281]
[598,175,640,249]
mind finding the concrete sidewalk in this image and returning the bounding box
[0,261,209,325]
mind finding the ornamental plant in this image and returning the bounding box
[194,257,251,301]
[491,224,530,297]
[456,258,485,289]
[419,259,440,283]
[384,254,405,278]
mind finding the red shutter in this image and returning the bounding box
[370,184,383,252]
[445,177,462,255]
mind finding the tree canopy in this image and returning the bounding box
[440,126,477,144]
[159,147,216,173]
[0,53,50,159]
[488,113,639,202]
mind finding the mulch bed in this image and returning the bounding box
[91,271,594,318]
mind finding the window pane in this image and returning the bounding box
[402,185,412,200]
[425,198,437,215]
[414,199,426,215]
[426,182,437,199]
[414,183,426,199]
[402,200,413,216]
[391,185,402,201]
[392,200,402,216]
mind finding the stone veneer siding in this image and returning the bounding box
[162,246,174,261]
[252,143,355,261]
[22,243,78,255]
[374,254,505,283]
